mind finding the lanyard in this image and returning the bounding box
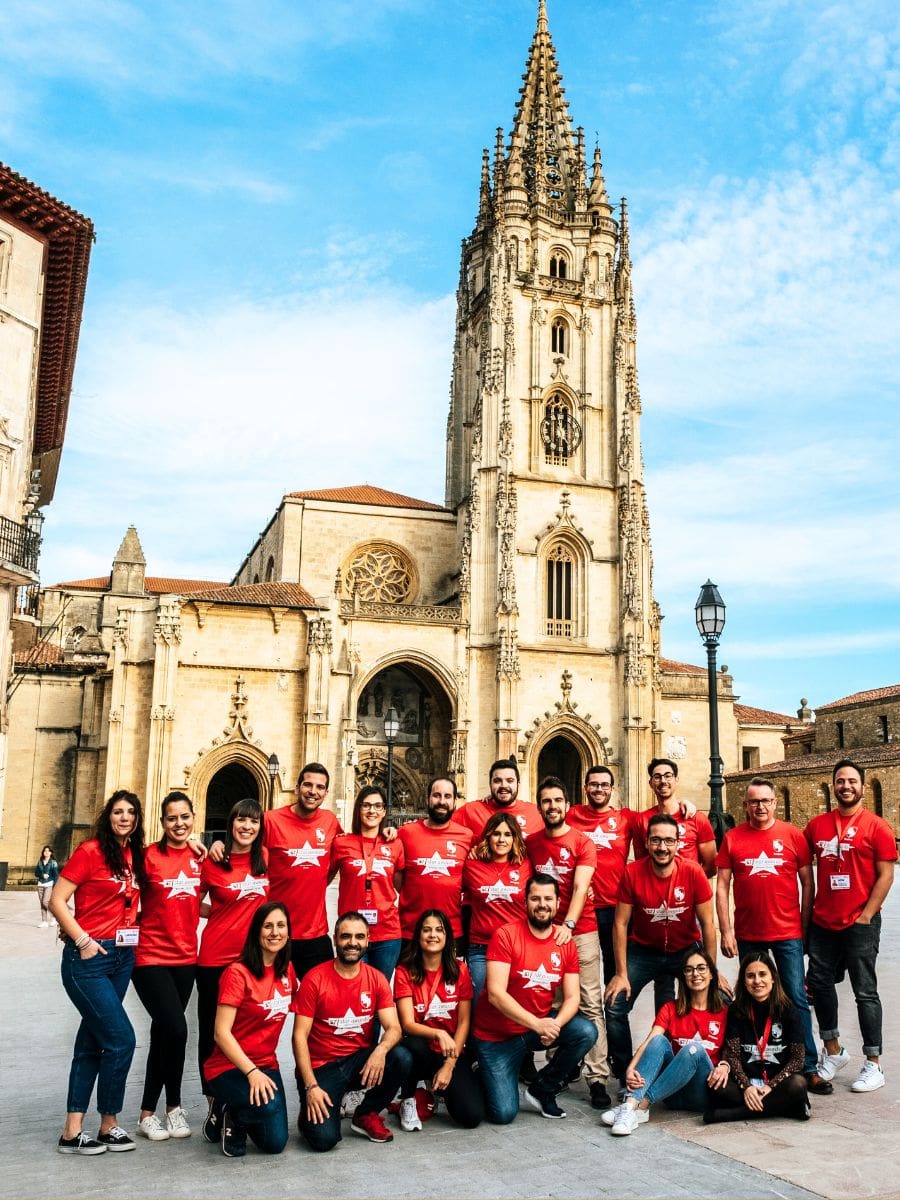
[833,811,858,863]
[419,968,447,1023]
[119,853,136,926]
[751,1012,773,1082]
[357,836,380,892]
[651,864,678,951]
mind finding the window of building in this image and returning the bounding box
[541,393,576,466]
[742,746,760,771]
[878,714,889,743]
[872,779,884,818]
[551,316,568,356]
[545,544,573,638]
[821,782,831,811]
[836,721,845,749]
[549,252,568,279]
[344,542,416,604]
[265,556,275,582]
[780,787,792,823]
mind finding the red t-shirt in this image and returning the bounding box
[264,804,342,940]
[397,821,473,937]
[462,858,528,943]
[716,820,811,941]
[204,961,298,1082]
[330,834,404,942]
[394,961,474,1052]
[136,843,202,966]
[567,805,636,908]
[654,1000,726,1066]
[454,796,545,838]
[473,919,579,1042]
[805,808,897,930]
[618,857,712,953]
[198,851,270,967]
[633,809,715,865]
[293,961,394,1069]
[525,826,597,935]
[61,838,139,940]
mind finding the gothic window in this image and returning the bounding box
[344,543,416,604]
[65,625,86,649]
[871,779,884,818]
[545,544,574,638]
[265,556,275,581]
[821,781,831,811]
[549,251,568,279]
[541,392,581,466]
[551,317,568,356]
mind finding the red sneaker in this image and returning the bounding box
[350,1111,393,1143]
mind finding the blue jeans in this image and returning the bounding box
[474,1012,597,1124]
[806,916,883,1056]
[466,943,488,1006]
[297,1044,412,1152]
[60,940,136,1115]
[605,942,695,1082]
[629,1034,712,1110]
[363,938,401,982]
[738,937,817,1073]
[207,1067,288,1153]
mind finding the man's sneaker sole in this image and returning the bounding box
[57,1134,106,1156]
[350,1118,393,1142]
[524,1086,566,1119]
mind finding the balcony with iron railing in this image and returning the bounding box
[0,516,41,586]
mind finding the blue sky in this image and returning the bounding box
[2,0,898,717]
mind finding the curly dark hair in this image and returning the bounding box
[93,790,147,887]
[472,811,526,864]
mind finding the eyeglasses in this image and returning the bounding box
[651,772,675,782]
[684,964,709,976]
[647,836,677,848]
[360,802,386,811]
[747,799,776,807]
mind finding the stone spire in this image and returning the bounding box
[477,146,492,229]
[588,143,611,215]
[111,525,146,596]
[615,196,633,307]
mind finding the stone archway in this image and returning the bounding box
[537,734,584,808]
[205,762,259,838]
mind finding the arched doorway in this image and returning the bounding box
[537,735,583,808]
[204,762,259,839]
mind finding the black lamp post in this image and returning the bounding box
[384,707,400,825]
[266,753,280,810]
[694,581,734,846]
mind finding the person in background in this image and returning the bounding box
[35,844,59,928]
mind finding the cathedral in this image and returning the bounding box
[1,3,792,876]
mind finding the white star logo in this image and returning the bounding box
[815,836,840,859]
[520,963,562,990]
[227,875,268,899]
[536,856,570,881]
[259,991,292,1021]
[587,827,618,850]
[741,850,785,877]
[284,842,328,867]
[325,1007,370,1036]
[415,851,456,877]
[351,856,394,878]
[423,995,457,1021]
[108,876,128,894]
[642,901,689,923]
[478,879,520,903]
[740,1040,782,1065]
[162,870,201,899]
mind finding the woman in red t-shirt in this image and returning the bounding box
[604,948,731,1136]
[132,791,202,1142]
[463,812,527,1004]
[330,786,404,980]
[394,909,484,1132]
[196,797,269,1140]
[49,790,147,1156]
[205,901,296,1157]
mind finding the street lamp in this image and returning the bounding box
[266,753,280,810]
[694,580,734,846]
[384,706,400,825]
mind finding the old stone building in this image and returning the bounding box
[2,6,790,878]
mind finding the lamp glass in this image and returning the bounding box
[384,706,400,742]
[694,581,726,639]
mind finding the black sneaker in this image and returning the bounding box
[58,1131,107,1156]
[524,1085,567,1119]
[518,1053,538,1084]
[589,1081,612,1110]
[96,1126,136,1152]
[221,1108,247,1158]
[202,1099,223,1144]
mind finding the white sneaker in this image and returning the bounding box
[601,1103,626,1127]
[340,1089,365,1118]
[136,1114,169,1141]
[399,1097,422,1132]
[816,1046,850,1082]
[39,921,48,928]
[611,1104,649,1136]
[165,1107,191,1138]
[851,1061,885,1092]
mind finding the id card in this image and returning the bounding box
[115,927,140,946]
[830,875,851,890]
[749,1077,766,1089]
[360,909,379,926]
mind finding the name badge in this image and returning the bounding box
[830,875,851,891]
[116,927,140,946]
[749,1077,766,1089]
[360,909,379,926]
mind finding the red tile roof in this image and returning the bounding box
[13,642,65,666]
[186,582,317,608]
[734,703,796,727]
[817,684,900,712]
[727,742,900,780]
[52,575,226,594]
[287,484,447,511]
[659,657,705,675]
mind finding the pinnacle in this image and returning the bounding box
[113,525,145,565]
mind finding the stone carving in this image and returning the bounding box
[345,544,414,604]
[112,609,129,651]
[561,669,572,700]
[618,413,633,471]
[471,398,482,462]
[623,541,641,616]
[496,471,518,614]
[498,397,513,462]
[108,707,122,723]
[339,599,462,625]
[459,477,479,599]
[225,674,253,739]
[307,617,333,655]
[579,312,593,334]
[626,363,642,412]
[531,297,545,325]
[624,632,646,685]
[151,705,176,721]
[497,627,520,680]
[665,734,687,761]
[485,347,503,394]
[449,728,468,776]
[154,597,182,647]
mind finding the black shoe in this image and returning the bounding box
[202,1099,223,1143]
[518,1054,538,1084]
[589,1082,612,1110]
[57,1131,106,1156]
[221,1108,247,1158]
[96,1126,135,1152]
[524,1086,567,1119]
[806,1072,833,1096]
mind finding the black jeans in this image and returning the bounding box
[195,964,226,1093]
[131,963,196,1110]
[297,1044,412,1152]
[399,1035,484,1128]
[707,1073,809,1120]
[290,936,333,982]
[806,915,883,1056]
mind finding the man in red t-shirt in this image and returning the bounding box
[472,873,597,1122]
[716,777,816,1079]
[632,758,717,876]
[292,912,411,1148]
[454,758,545,838]
[604,812,716,1087]
[526,776,610,1110]
[804,759,896,1094]
[397,777,473,941]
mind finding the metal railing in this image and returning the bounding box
[0,516,40,575]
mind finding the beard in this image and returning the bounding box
[529,913,554,931]
[428,806,453,825]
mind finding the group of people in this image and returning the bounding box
[46,753,894,1158]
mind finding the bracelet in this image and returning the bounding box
[74,933,91,949]
[305,1082,319,1092]
[245,1066,259,1077]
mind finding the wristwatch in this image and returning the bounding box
[564,919,576,930]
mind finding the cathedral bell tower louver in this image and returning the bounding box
[446,0,660,804]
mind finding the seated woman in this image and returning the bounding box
[704,950,810,1123]
[605,948,730,1135]
[203,902,297,1157]
[394,909,484,1132]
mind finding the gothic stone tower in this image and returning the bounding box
[447,1,660,806]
